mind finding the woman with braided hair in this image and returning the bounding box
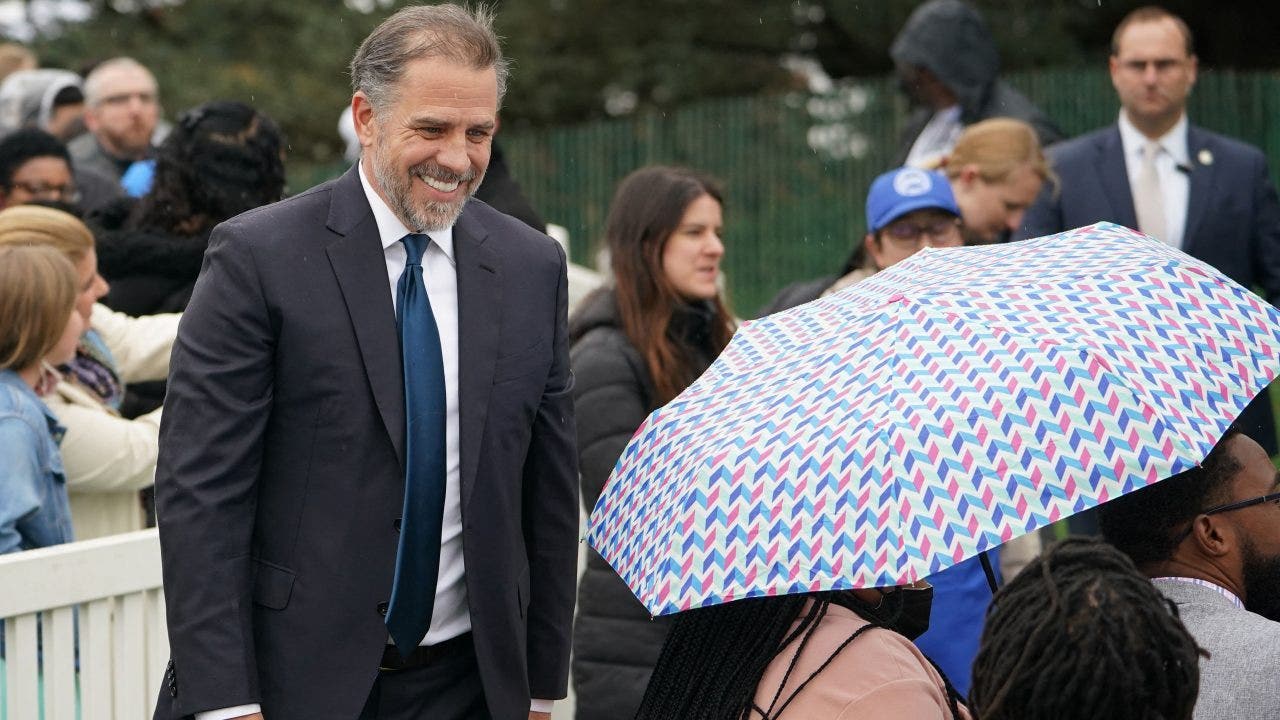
[970,537,1202,720]
[635,582,969,719]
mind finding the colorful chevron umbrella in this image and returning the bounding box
[588,222,1280,617]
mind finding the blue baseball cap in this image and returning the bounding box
[865,167,960,233]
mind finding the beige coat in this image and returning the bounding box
[47,304,178,539]
[752,601,969,720]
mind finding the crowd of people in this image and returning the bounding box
[1,2,1278,720]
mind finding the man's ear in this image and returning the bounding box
[351,92,378,150]
[1192,513,1234,558]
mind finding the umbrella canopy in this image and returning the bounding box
[588,222,1280,617]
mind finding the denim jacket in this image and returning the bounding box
[0,369,74,554]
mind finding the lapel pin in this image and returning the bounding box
[1198,149,1214,166]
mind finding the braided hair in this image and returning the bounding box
[130,100,284,237]
[969,537,1202,720]
[635,591,964,720]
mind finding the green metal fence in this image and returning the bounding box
[501,68,1280,315]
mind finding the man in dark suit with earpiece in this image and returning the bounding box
[1018,6,1280,462]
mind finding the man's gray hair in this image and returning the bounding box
[350,3,509,111]
[83,57,156,106]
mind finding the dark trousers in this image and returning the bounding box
[359,634,491,720]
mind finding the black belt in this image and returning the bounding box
[379,632,472,671]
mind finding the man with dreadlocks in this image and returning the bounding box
[634,582,969,719]
[969,537,1201,720]
[1099,428,1280,719]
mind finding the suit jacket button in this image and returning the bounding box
[377,601,389,616]
[393,518,401,532]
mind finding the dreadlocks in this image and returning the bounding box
[969,537,1202,720]
[635,591,964,720]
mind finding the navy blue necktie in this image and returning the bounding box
[385,232,448,657]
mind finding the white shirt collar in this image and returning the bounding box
[357,159,455,263]
[1118,110,1190,167]
[936,104,962,122]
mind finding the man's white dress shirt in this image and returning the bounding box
[1118,110,1191,250]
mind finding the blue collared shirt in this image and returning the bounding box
[0,369,73,554]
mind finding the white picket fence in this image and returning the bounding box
[0,529,168,720]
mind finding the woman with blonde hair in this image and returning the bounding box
[0,204,179,538]
[929,117,1056,244]
[0,244,84,552]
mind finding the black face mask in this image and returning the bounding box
[842,585,935,640]
[885,586,934,640]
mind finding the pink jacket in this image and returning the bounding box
[751,600,970,719]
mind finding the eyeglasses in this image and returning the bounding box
[881,217,962,246]
[1200,491,1280,516]
[1171,491,1280,545]
[10,180,80,203]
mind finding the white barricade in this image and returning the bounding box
[0,529,167,720]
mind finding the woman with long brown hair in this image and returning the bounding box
[569,165,735,720]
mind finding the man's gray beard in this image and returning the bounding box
[371,142,481,233]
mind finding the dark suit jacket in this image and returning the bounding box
[153,166,579,720]
[1017,122,1280,452]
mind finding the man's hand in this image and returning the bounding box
[529,713,550,720]
[232,714,264,720]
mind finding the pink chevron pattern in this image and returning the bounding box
[588,223,1280,617]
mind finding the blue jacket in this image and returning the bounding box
[0,369,74,554]
[914,552,999,697]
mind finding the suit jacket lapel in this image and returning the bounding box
[453,205,500,508]
[325,166,406,468]
[1182,125,1216,255]
[1096,127,1139,229]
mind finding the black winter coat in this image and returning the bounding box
[94,201,211,317]
[569,288,721,720]
[92,200,211,415]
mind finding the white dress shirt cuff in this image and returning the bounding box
[530,698,555,713]
[194,704,261,720]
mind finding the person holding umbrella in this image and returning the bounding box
[569,165,736,720]
[635,582,968,719]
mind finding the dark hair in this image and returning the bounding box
[636,592,963,720]
[51,85,83,108]
[130,101,284,236]
[600,165,734,404]
[1111,6,1195,57]
[1099,428,1242,566]
[0,128,70,188]
[970,537,1201,720]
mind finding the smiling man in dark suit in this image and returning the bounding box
[153,5,578,720]
[1017,5,1280,458]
